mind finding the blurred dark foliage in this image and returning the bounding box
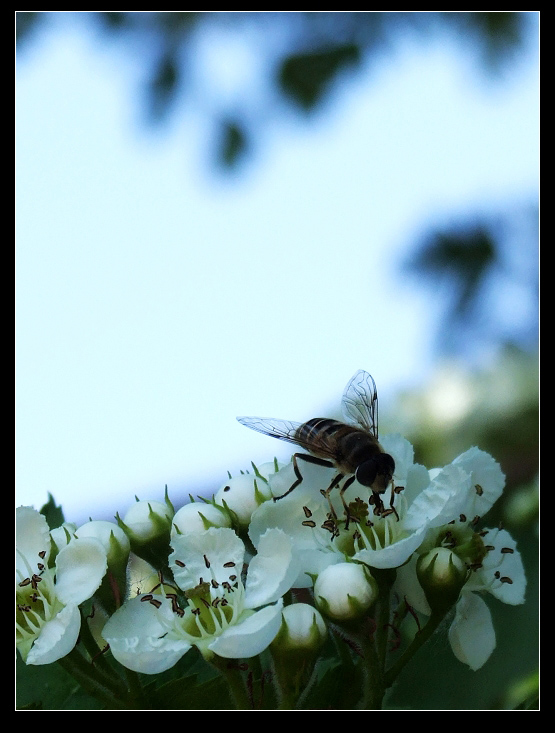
[404,209,538,355]
[220,120,248,167]
[411,226,496,319]
[278,42,361,110]
[16,11,530,167]
[16,12,537,350]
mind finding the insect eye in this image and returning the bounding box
[380,454,395,475]
[355,461,378,488]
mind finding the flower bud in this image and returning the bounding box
[122,500,173,543]
[75,520,130,568]
[214,464,275,527]
[117,499,174,570]
[416,547,468,614]
[271,603,327,656]
[49,522,77,560]
[171,501,231,536]
[74,520,130,615]
[314,562,378,622]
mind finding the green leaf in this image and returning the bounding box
[301,656,363,710]
[149,673,232,710]
[39,493,65,530]
[16,656,102,710]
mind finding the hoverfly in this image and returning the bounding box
[237,370,399,519]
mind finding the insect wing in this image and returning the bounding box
[341,370,379,437]
[236,416,304,447]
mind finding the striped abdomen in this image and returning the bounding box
[294,418,382,475]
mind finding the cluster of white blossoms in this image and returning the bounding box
[16,435,526,675]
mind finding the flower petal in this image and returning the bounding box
[404,464,471,531]
[26,604,81,665]
[54,537,108,605]
[170,527,245,591]
[448,593,496,670]
[380,434,414,483]
[354,526,427,569]
[465,528,526,605]
[102,595,191,674]
[244,529,298,607]
[249,492,329,551]
[208,600,284,659]
[451,447,505,517]
[16,507,51,579]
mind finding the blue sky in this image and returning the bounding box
[16,13,538,525]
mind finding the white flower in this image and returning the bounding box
[405,447,505,533]
[16,507,108,665]
[249,435,437,579]
[446,525,524,671]
[102,527,297,673]
[395,449,526,670]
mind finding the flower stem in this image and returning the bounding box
[211,656,252,709]
[58,648,127,709]
[78,608,122,685]
[384,610,445,688]
[373,568,396,671]
[359,628,386,709]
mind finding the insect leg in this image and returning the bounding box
[338,474,356,502]
[380,483,403,521]
[273,453,335,501]
[321,471,345,521]
[338,474,357,529]
[370,490,386,516]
